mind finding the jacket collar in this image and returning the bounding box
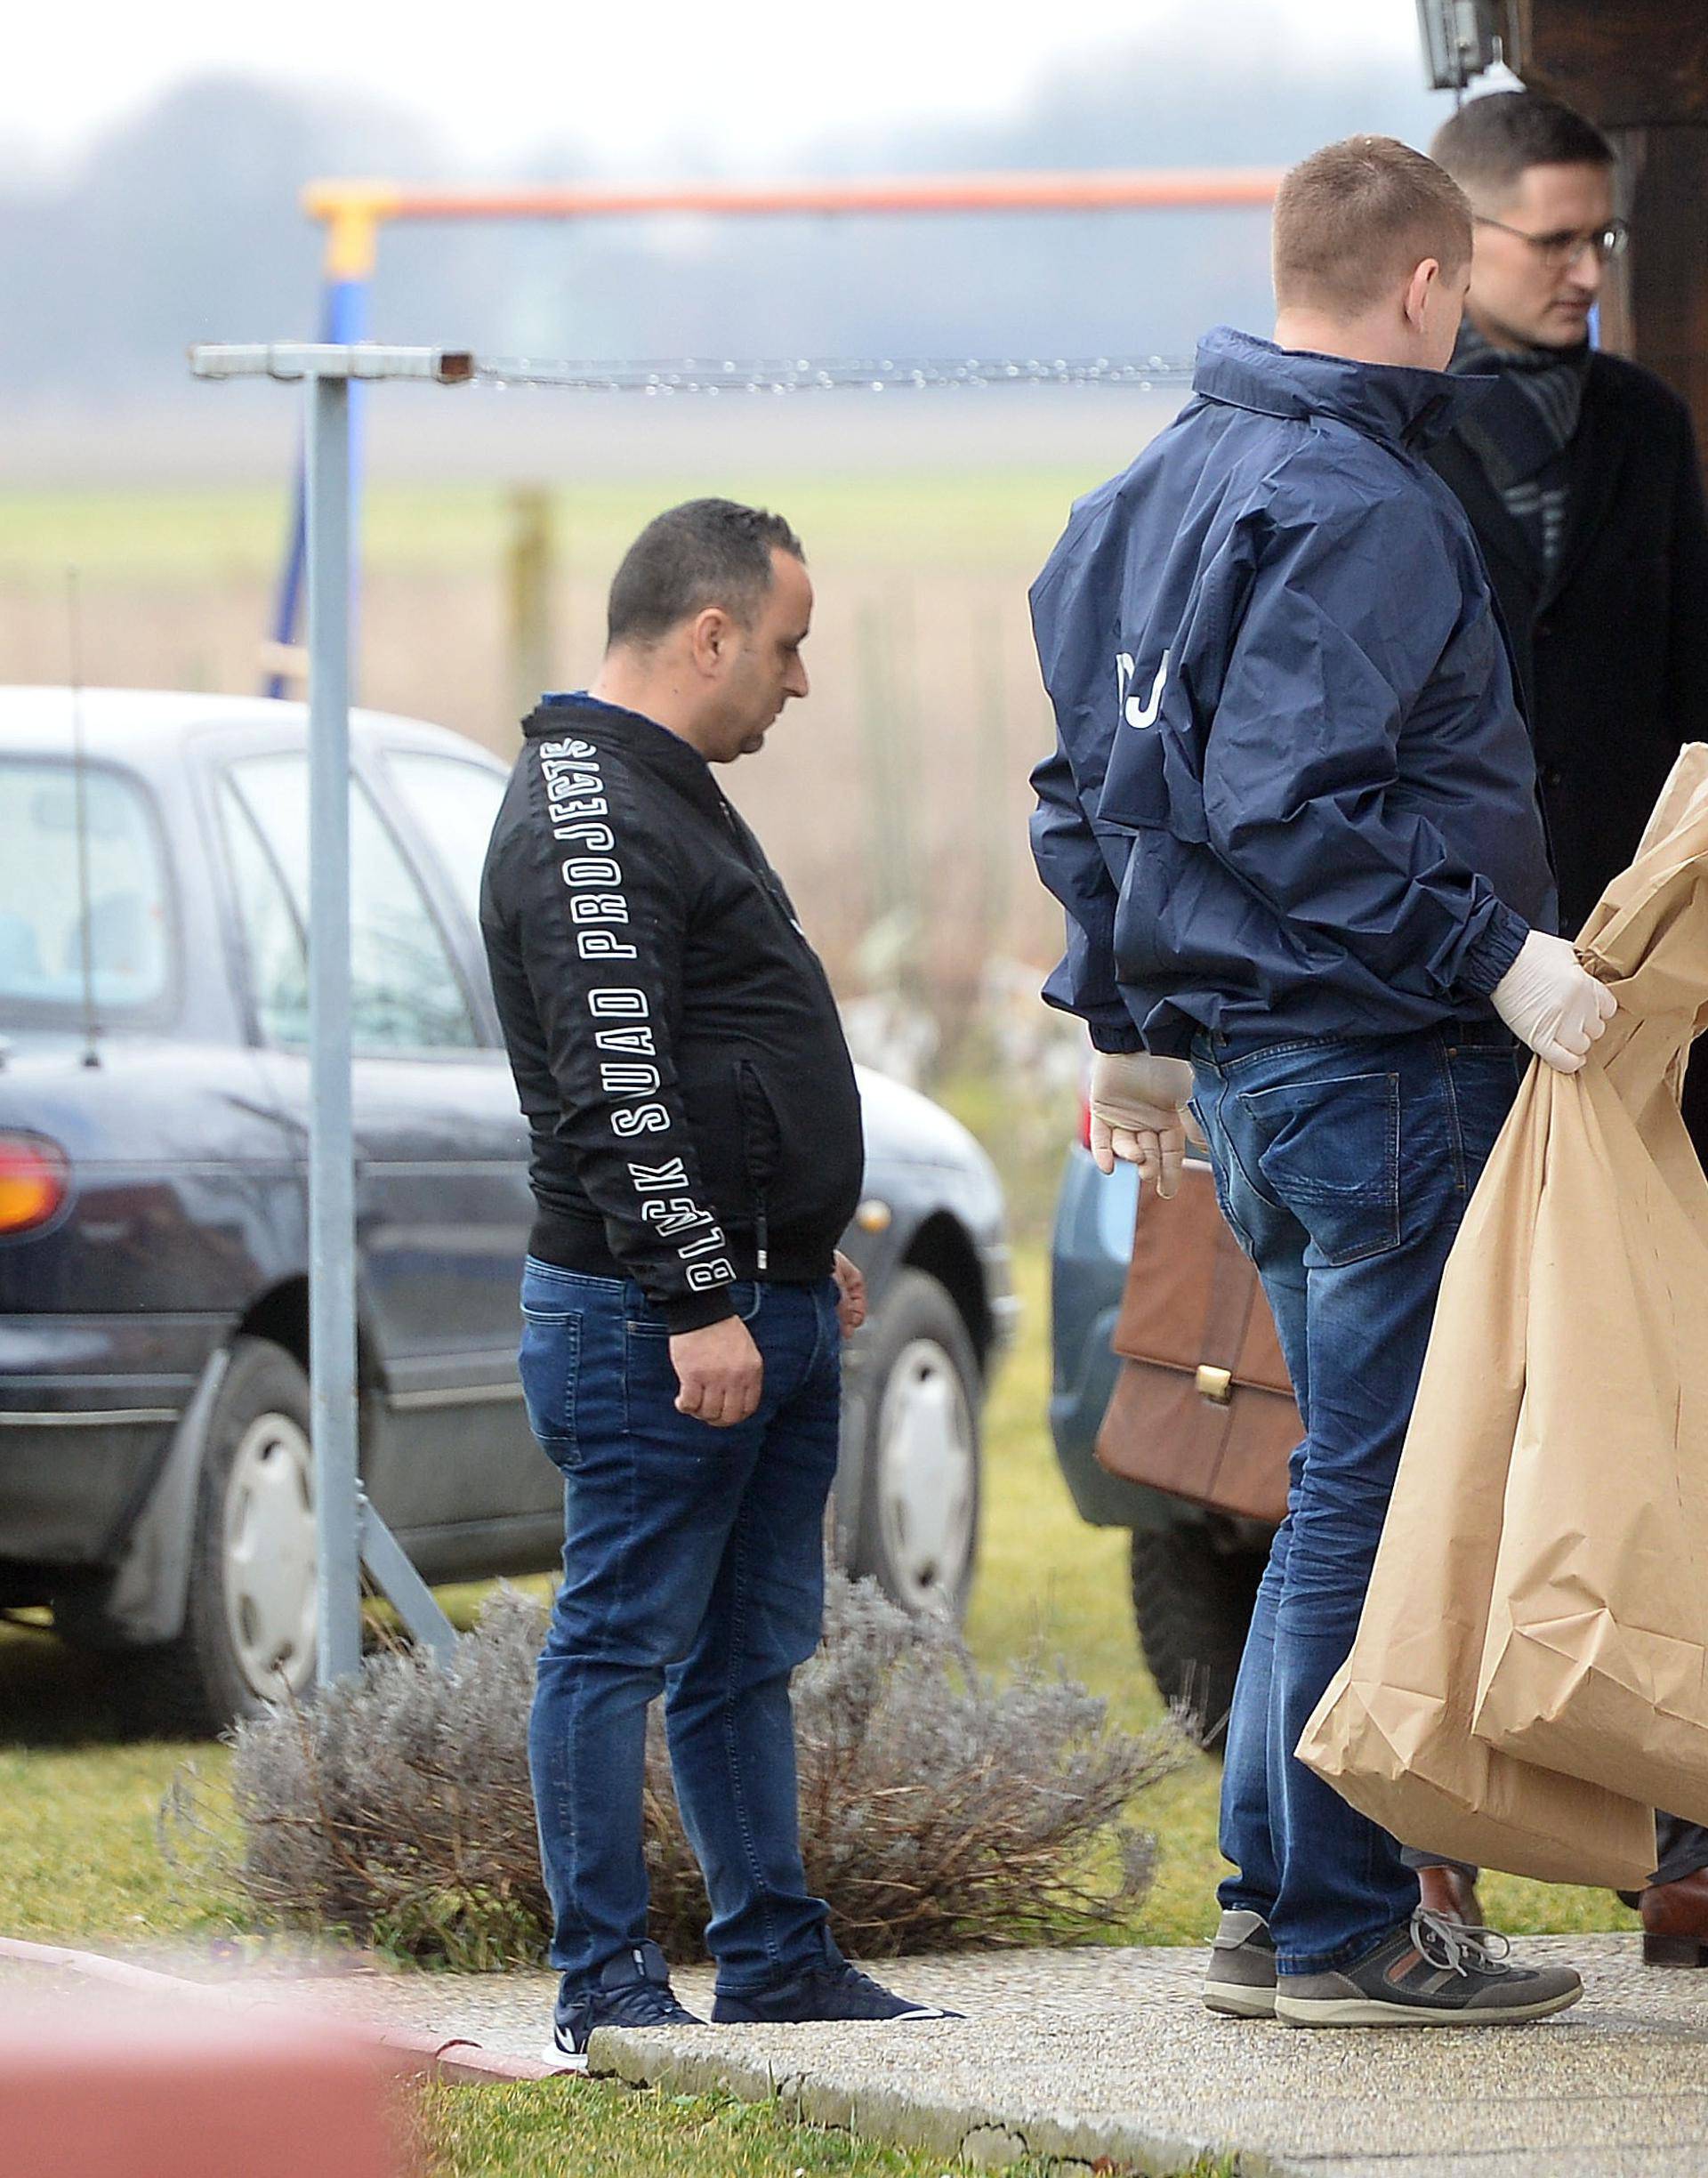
[1193,324,1494,454]
[523,690,725,803]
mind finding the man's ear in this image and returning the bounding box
[1404,257,1440,332]
[689,605,732,678]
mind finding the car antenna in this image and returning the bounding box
[67,566,101,1069]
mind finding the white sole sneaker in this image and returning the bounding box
[1275,1981,1583,2028]
[1202,1980,1277,2020]
[539,2037,591,2072]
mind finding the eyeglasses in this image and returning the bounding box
[1473,215,1630,270]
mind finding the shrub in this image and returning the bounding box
[166,1574,1185,1969]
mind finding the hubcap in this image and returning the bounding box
[874,1337,976,1611]
[222,1410,317,1699]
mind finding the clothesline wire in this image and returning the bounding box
[470,355,1197,395]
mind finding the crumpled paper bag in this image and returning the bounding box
[1298,746,1708,1887]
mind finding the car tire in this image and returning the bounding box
[1129,1525,1265,1753]
[848,1268,982,1620]
[128,1335,320,1737]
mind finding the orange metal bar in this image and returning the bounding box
[302,168,1283,229]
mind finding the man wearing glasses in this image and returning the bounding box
[1419,89,1708,1961]
[1429,89,1708,945]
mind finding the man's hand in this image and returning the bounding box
[1491,931,1616,1074]
[832,1250,866,1337]
[1089,1050,1196,1198]
[669,1315,763,1428]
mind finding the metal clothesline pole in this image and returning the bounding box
[193,341,473,1690]
[303,367,361,1682]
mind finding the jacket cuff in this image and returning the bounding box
[662,1287,738,1335]
[1089,1020,1145,1054]
[1457,902,1530,997]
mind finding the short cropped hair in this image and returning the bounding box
[606,498,804,649]
[1272,135,1472,316]
[1430,91,1614,204]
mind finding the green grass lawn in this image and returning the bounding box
[406,2077,1118,2178]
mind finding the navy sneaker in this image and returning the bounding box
[712,1958,959,2025]
[1275,1909,1583,2029]
[542,1940,703,2071]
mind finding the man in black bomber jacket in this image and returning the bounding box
[480,500,945,2069]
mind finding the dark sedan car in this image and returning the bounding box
[0,689,1012,1730]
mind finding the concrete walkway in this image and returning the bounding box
[177,1932,1708,2175]
[19,1933,1708,2174]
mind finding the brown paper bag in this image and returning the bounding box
[1296,746,1708,1888]
[1471,750,1708,1818]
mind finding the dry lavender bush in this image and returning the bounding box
[173,1573,1184,1970]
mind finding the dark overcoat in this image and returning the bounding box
[1429,351,1708,937]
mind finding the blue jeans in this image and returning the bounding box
[517,1259,845,2002]
[1188,1023,1519,1976]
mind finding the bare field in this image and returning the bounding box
[0,469,1132,999]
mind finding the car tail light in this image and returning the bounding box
[0,1133,70,1235]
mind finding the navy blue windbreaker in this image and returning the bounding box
[1029,326,1557,1056]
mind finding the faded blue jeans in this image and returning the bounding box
[1188,1021,1519,1976]
[517,1260,845,2007]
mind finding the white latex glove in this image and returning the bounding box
[1490,931,1616,1074]
[1088,1050,1196,1197]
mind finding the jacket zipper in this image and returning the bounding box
[734,1057,774,1274]
[717,795,813,949]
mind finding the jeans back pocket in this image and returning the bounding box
[1237,1070,1400,1266]
[518,1307,582,1468]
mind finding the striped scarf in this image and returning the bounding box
[1449,321,1591,586]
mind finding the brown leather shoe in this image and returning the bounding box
[1415,1863,1483,1926]
[1640,1868,1708,1967]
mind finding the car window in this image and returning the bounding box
[387,753,507,937]
[218,780,309,1046]
[224,753,479,1053]
[0,759,172,1021]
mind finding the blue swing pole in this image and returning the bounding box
[262,205,380,698]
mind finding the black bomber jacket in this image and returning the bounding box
[479,694,864,1332]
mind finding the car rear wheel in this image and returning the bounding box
[131,1335,318,1735]
[1130,1524,1266,1753]
[849,1269,981,1619]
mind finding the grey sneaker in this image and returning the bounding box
[1203,1908,1277,2019]
[1275,1909,1583,2029]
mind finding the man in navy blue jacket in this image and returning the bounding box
[1030,138,1612,2027]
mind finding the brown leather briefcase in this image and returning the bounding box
[1094,1160,1300,1526]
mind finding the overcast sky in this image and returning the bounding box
[15,0,1436,173]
